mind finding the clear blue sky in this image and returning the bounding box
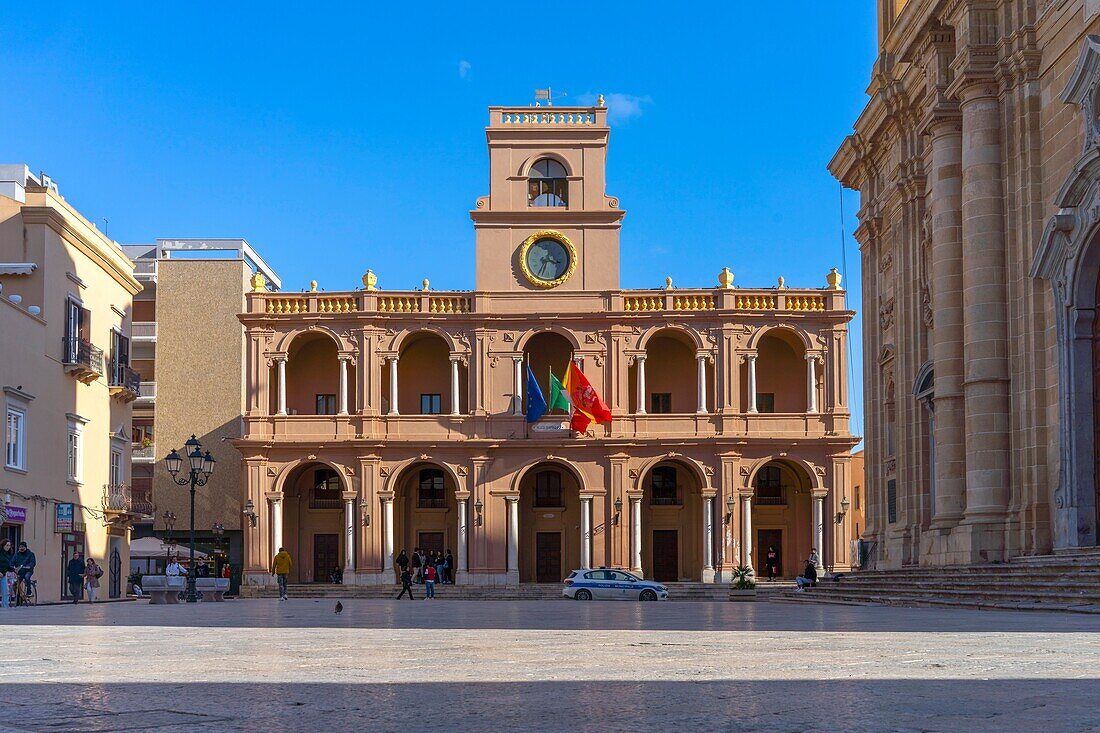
[0,3,875,437]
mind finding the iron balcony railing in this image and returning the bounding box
[62,337,104,375]
[309,497,344,510]
[103,484,155,517]
[754,495,787,506]
[108,361,142,394]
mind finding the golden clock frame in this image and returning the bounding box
[519,230,578,289]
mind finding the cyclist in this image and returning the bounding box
[12,541,36,599]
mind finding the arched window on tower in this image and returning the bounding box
[528,158,568,207]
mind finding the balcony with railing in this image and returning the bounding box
[246,281,845,319]
[108,361,142,401]
[132,442,156,463]
[131,322,157,341]
[63,337,104,384]
[133,259,157,281]
[135,381,156,404]
[102,483,155,527]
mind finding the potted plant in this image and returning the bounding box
[729,564,757,601]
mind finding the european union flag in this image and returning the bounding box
[525,364,547,423]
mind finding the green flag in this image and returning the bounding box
[548,368,571,412]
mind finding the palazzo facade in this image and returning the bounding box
[831,0,1100,567]
[236,103,857,587]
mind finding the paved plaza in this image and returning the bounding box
[0,599,1097,732]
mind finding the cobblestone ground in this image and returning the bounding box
[0,599,1097,732]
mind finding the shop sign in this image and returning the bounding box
[3,505,26,523]
[55,503,74,532]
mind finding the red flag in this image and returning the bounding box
[562,362,612,433]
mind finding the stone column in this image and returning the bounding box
[696,354,708,413]
[580,496,592,568]
[457,498,468,585]
[702,496,714,582]
[741,493,754,571]
[337,357,349,415]
[630,495,642,574]
[512,357,524,416]
[343,495,355,571]
[959,84,1010,527]
[506,495,519,582]
[275,357,287,416]
[270,496,283,553]
[746,354,758,413]
[805,355,818,414]
[812,492,826,572]
[387,357,399,416]
[382,496,394,574]
[450,357,461,416]
[636,354,647,415]
[928,116,967,527]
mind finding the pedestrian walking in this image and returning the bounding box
[444,549,454,584]
[270,546,293,600]
[396,567,415,600]
[423,563,437,599]
[66,551,86,603]
[0,539,14,608]
[411,547,423,583]
[83,558,103,603]
[765,546,780,581]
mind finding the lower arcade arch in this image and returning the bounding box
[518,461,583,583]
[639,460,704,582]
[281,462,347,583]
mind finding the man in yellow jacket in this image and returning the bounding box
[270,547,292,601]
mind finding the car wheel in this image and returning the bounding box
[639,589,657,602]
[574,589,592,601]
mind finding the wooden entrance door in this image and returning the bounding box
[313,534,339,583]
[652,530,678,582]
[418,531,444,558]
[757,529,783,576]
[535,532,562,583]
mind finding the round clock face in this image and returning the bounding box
[525,238,570,282]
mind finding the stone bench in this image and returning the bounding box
[195,577,230,601]
[142,575,186,604]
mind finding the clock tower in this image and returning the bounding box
[471,102,625,292]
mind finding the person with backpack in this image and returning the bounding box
[396,567,415,600]
[423,562,437,599]
[83,558,104,603]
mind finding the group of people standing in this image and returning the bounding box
[0,540,36,608]
[64,551,103,603]
[394,547,453,600]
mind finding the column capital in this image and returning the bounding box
[504,494,520,504]
[265,492,283,503]
[341,490,358,501]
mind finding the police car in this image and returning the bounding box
[562,568,670,601]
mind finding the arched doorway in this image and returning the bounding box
[518,462,583,583]
[632,329,701,414]
[748,329,808,413]
[279,332,355,415]
[392,462,459,579]
[750,460,814,577]
[640,461,704,582]
[387,333,465,415]
[282,462,346,583]
[523,332,575,410]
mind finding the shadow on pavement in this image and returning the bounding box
[0,679,1095,732]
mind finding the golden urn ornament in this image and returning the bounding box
[249,272,267,293]
[826,267,843,290]
[718,267,734,289]
[362,269,378,291]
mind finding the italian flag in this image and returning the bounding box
[560,362,613,433]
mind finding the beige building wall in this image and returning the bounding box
[152,259,249,535]
[0,170,142,602]
[832,0,1100,568]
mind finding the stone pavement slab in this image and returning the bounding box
[0,599,1096,732]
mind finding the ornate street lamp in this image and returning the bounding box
[613,497,623,526]
[242,499,258,527]
[725,495,736,525]
[165,435,215,603]
[835,496,851,525]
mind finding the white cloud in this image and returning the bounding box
[576,92,652,124]
[458,60,471,79]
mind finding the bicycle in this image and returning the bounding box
[14,577,36,607]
